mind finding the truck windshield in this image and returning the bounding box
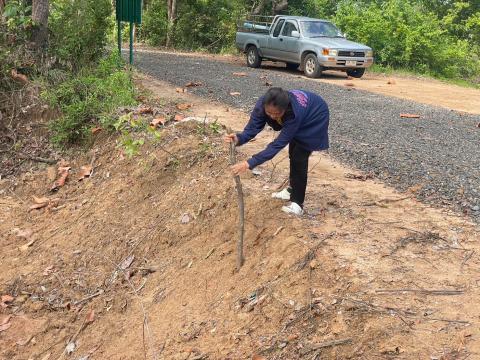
[300,21,343,38]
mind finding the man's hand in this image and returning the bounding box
[224,133,238,145]
[231,161,249,176]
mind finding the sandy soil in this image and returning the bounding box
[134,47,480,115]
[0,74,479,360]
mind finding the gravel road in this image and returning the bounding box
[133,50,480,223]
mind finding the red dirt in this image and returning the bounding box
[0,76,479,360]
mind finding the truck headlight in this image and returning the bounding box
[322,49,338,56]
[366,50,373,57]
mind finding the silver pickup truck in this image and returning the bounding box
[236,15,374,78]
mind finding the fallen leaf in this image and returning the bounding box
[387,79,396,85]
[51,166,70,191]
[33,196,49,204]
[0,315,12,325]
[185,81,202,87]
[400,113,420,118]
[1,295,14,304]
[91,127,102,135]
[85,309,95,323]
[78,165,93,181]
[120,255,135,270]
[176,103,192,111]
[230,92,241,96]
[344,82,355,87]
[233,72,247,77]
[150,117,167,128]
[29,202,49,211]
[174,114,185,121]
[11,69,28,84]
[407,184,423,194]
[265,81,272,87]
[175,87,187,93]
[138,106,153,114]
[0,322,11,333]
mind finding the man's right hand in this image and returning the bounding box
[224,134,239,145]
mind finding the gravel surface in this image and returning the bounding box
[133,50,480,223]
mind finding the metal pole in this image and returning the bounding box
[117,20,122,56]
[129,21,134,65]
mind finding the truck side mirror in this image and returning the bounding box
[291,30,300,38]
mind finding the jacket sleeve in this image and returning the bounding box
[236,98,267,146]
[247,115,302,169]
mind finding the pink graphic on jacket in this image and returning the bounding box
[290,90,308,108]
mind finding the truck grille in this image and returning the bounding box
[338,51,365,57]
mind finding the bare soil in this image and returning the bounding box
[137,46,480,115]
[0,75,479,360]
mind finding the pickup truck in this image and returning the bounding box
[236,15,374,78]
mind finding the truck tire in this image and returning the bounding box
[303,54,323,78]
[246,46,262,68]
[286,62,299,70]
[346,68,365,78]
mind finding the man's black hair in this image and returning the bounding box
[263,87,290,110]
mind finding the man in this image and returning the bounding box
[224,87,330,215]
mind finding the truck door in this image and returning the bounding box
[264,18,285,59]
[278,21,301,63]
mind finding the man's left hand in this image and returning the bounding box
[231,161,250,176]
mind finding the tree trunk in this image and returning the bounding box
[252,0,288,15]
[0,0,5,14]
[31,0,49,50]
[166,0,177,47]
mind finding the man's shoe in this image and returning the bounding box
[272,187,291,200]
[281,202,304,215]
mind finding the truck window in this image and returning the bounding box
[282,22,298,37]
[272,19,285,38]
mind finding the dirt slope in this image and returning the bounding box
[0,76,479,360]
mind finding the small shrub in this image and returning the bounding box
[45,52,137,146]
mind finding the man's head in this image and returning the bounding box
[263,87,290,121]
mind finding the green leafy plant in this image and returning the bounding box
[45,52,137,146]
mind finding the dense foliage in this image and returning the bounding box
[1,0,135,147]
[138,0,480,82]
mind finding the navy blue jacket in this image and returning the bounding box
[236,90,329,169]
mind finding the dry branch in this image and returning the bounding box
[230,142,245,270]
[375,288,463,296]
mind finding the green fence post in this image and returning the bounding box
[117,20,122,56]
[129,21,134,65]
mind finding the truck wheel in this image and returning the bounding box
[246,46,262,68]
[286,62,299,70]
[303,54,323,78]
[346,68,365,78]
